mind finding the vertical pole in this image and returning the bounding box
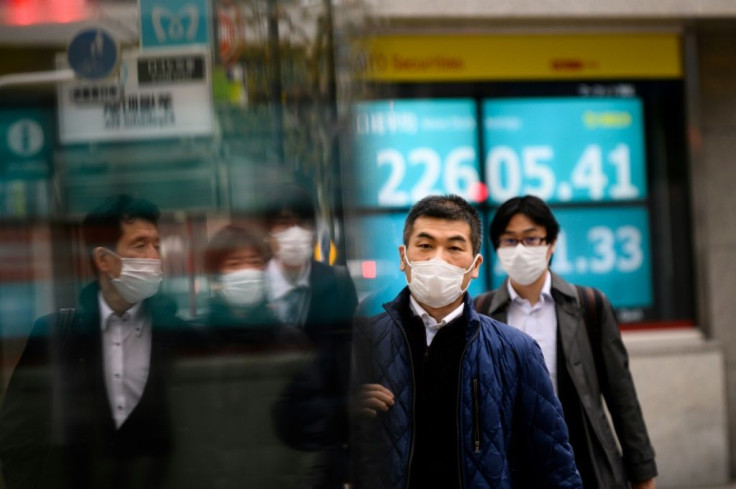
[323,0,348,265]
[267,0,285,164]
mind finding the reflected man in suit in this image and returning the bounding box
[266,184,358,489]
[0,194,187,489]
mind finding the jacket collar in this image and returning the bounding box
[488,271,578,315]
[487,273,587,364]
[77,281,176,333]
[383,287,483,342]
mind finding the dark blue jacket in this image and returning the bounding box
[352,288,582,489]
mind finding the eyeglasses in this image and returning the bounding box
[498,236,548,248]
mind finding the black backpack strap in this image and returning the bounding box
[473,290,495,316]
[575,285,605,377]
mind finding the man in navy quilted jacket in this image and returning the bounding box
[351,194,582,489]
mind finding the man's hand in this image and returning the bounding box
[631,479,655,489]
[355,384,395,418]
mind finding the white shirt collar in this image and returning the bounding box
[98,292,144,334]
[507,270,553,305]
[409,294,465,336]
[267,259,311,301]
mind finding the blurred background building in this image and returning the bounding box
[1,0,736,487]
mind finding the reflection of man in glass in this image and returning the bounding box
[265,184,358,489]
[264,184,357,342]
[0,194,187,489]
[475,195,657,489]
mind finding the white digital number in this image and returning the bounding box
[608,144,639,199]
[571,145,608,200]
[377,149,409,206]
[616,225,643,272]
[586,225,644,274]
[408,148,441,202]
[485,145,564,201]
[486,146,521,201]
[588,226,616,273]
[522,146,555,199]
[376,146,480,205]
[444,146,479,197]
[551,230,573,274]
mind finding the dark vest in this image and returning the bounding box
[401,309,467,489]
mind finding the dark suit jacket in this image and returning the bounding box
[0,281,188,489]
[271,260,358,489]
[302,260,358,343]
[476,273,657,489]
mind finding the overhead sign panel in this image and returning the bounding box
[139,0,211,49]
[360,34,682,81]
[57,47,214,143]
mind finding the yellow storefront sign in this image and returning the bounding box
[360,33,681,81]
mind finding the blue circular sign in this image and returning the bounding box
[67,28,119,80]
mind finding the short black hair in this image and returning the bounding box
[82,194,160,262]
[489,195,559,250]
[403,195,482,255]
[204,225,270,277]
[263,183,316,229]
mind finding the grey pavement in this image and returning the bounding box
[677,485,736,489]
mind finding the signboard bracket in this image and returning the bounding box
[0,69,75,90]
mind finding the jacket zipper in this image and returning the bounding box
[472,378,481,454]
[391,314,417,489]
[457,322,481,489]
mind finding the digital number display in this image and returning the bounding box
[490,206,652,308]
[354,99,481,207]
[483,98,647,203]
[353,97,653,311]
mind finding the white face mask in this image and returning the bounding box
[219,268,266,307]
[403,250,479,309]
[272,226,314,267]
[496,244,550,286]
[105,249,163,304]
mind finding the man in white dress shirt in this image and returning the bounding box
[475,195,657,489]
[0,194,188,489]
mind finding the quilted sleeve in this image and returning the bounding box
[511,337,583,489]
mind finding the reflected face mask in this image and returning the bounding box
[272,226,314,267]
[219,268,266,307]
[105,249,163,304]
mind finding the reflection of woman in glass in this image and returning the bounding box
[203,224,299,345]
[182,225,310,489]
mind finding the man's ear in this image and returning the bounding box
[93,247,112,274]
[471,255,483,279]
[398,245,406,272]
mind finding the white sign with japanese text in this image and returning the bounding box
[57,47,214,143]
